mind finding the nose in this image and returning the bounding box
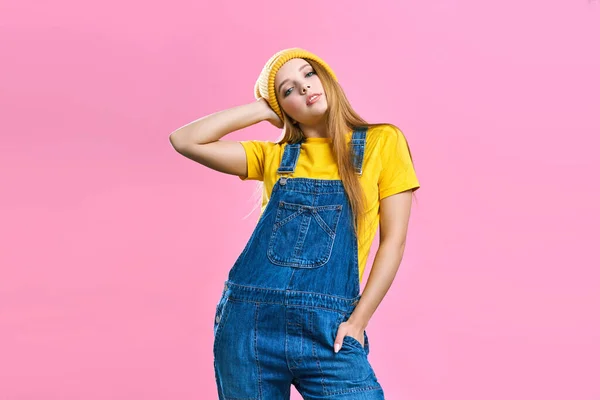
[302,84,311,93]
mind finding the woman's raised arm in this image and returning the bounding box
[169,98,282,177]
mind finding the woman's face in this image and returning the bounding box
[274,58,328,126]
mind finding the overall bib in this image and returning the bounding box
[213,128,385,400]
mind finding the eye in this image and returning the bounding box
[283,71,315,97]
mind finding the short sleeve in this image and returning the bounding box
[238,140,270,181]
[378,126,420,199]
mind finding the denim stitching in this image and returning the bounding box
[253,303,262,400]
[272,208,304,230]
[310,309,328,396]
[225,282,361,302]
[311,205,343,238]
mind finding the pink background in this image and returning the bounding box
[2,0,599,399]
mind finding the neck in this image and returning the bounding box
[298,117,328,139]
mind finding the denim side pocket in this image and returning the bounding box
[340,309,370,356]
[342,332,370,356]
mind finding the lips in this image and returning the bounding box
[306,93,322,105]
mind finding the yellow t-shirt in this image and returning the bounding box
[238,124,420,283]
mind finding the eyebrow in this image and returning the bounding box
[277,63,312,94]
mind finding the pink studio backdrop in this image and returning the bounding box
[1,0,599,399]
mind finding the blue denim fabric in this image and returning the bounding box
[213,128,385,399]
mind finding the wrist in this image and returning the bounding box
[347,314,369,330]
[252,98,271,121]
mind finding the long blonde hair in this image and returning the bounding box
[247,59,417,238]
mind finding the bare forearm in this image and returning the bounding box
[347,240,405,329]
[169,101,269,147]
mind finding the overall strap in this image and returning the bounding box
[350,127,367,175]
[276,140,303,175]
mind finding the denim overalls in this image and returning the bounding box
[213,128,385,399]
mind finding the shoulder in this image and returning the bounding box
[365,123,406,147]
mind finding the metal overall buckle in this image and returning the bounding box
[279,173,292,185]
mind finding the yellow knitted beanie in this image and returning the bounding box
[254,48,338,122]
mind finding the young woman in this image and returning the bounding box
[169,48,420,400]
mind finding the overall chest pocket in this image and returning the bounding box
[267,201,343,268]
